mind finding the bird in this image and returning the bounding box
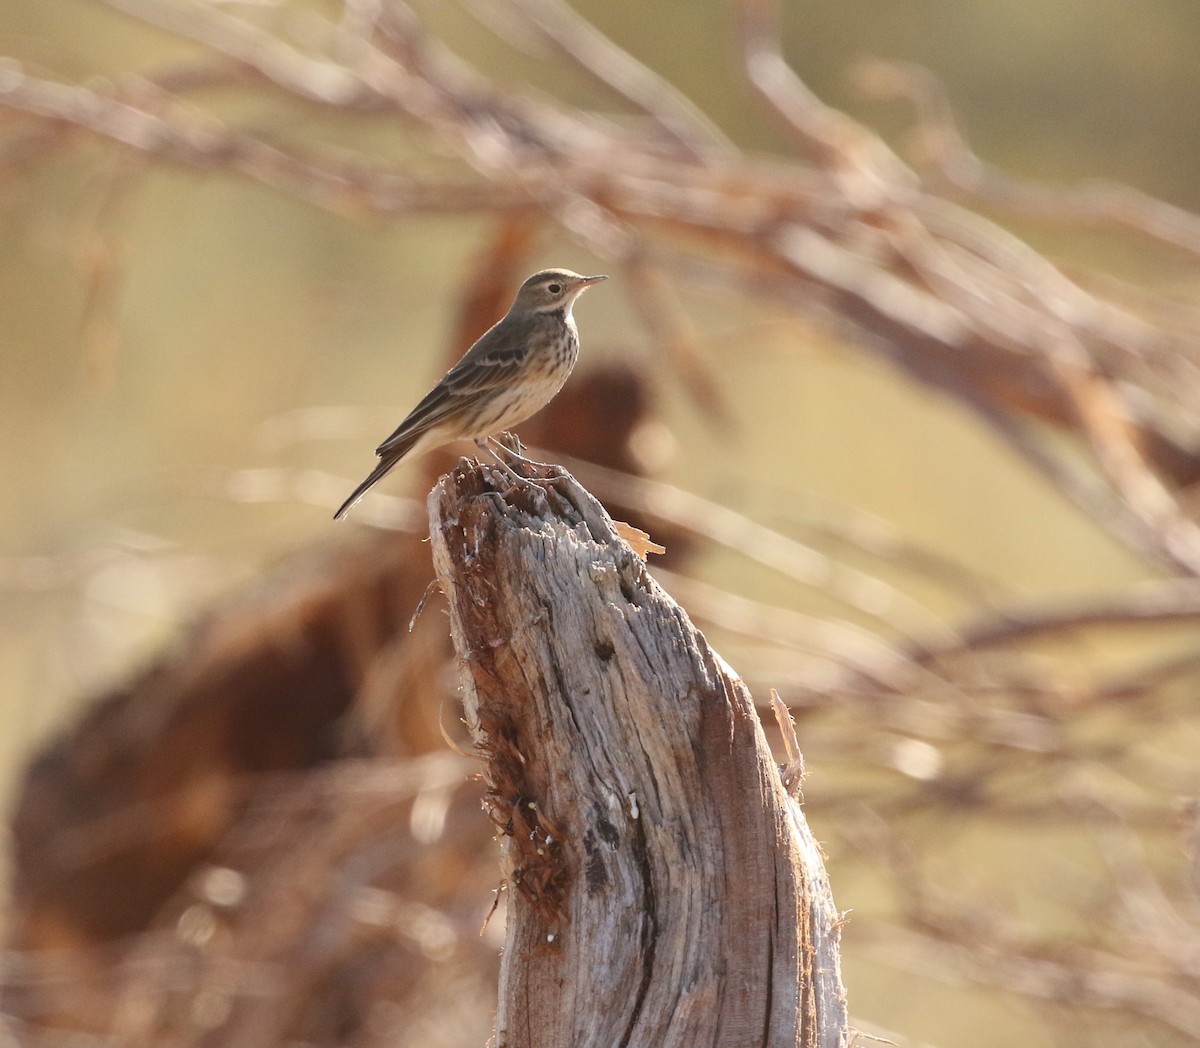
[334,268,607,520]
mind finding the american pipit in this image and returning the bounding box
[334,268,607,520]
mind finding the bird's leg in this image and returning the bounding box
[487,434,553,470]
[478,435,567,491]
[487,432,566,475]
[475,437,529,484]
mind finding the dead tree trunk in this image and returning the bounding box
[428,461,847,1048]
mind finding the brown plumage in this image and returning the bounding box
[334,269,606,519]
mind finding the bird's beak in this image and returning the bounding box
[576,274,608,289]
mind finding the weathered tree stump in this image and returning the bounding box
[428,460,847,1048]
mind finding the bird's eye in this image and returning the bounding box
[547,283,562,295]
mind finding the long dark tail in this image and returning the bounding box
[333,446,410,520]
[334,456,397,519]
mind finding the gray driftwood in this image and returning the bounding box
[427,460,847,1048]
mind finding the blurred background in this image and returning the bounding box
[3,0,1200,1045]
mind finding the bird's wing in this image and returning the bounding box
[374,326,527,457]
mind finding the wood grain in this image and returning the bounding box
[428,460,847,1048]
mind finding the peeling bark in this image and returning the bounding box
[428,461,846,1048]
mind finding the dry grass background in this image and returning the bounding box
[3,1,1200,1045]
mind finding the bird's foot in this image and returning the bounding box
[476,436,565,490]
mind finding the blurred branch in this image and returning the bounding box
[489,0,736,158]
[619,252,735,426]
[855,58,1200,259]
[909,578,1200,662]
[733,0,913,191]
[886,920,1200,1040]
[0,67,533,213]
[7,3,1200,1045]
[559,454,958,642]
[842,806,1200,1040]
[4,1,1200,576]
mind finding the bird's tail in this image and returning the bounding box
[333,456,396,519]
[333,438,418,521]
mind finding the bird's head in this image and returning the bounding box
[511,269,608,314]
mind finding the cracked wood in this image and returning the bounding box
[428,461,847,1048]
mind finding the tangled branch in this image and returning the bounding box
[5,2,1200,1045]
